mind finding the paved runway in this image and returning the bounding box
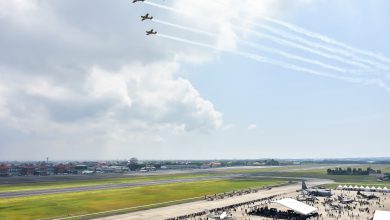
[0,175,239,199]
[0,164,339,199]
[90,179,332,220]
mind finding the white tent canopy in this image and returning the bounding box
[373,210,390,220]
[274,198,317,215]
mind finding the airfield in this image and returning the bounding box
[93,179,329,220]
[92,181,389,220]
[0,165,389,220]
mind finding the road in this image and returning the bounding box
[0,175,243,199]
[88,179,332,220]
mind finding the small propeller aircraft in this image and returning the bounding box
[146,29,157,35]
[132,0,144,3]
[141,13,153,21]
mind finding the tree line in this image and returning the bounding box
[327,167,381,175]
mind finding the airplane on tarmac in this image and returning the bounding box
[302,180,332,197]
[146,29,157,35]
[141,13,153,21]
[206,211,234,220]
[337,195,354,204]
[357,190,379,200]
[296,194,317,202]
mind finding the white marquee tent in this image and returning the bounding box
[273,198,317,216]
[373,210,390,220]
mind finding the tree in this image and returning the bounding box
[129,157,139,171]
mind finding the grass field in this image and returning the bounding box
[0,173,214,193]
[1,164,388,220]
[0,164,341,193]
[0,178,287,220]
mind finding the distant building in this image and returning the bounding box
[101,166,129,173]
[20,164,35,176]
[8,165,21,176]
[54,163,65,175]
[0,164,8,176]
[161,164,199,169]
[209,162,222,167]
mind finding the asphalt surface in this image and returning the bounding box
[90,179,333,220]
[0,175,242,199]
[0,165,339,199]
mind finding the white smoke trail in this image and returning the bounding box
[144,1,371,70]
[157,33,390,91]
[240,40,350,74]
[236,26,371,70]
[213,0,390,66]
[153,19,216,37]
[258,15,390,66]
[155,18,352,74]
[158,33,218,50]
[249,21,390,71]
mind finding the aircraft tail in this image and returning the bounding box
[302,180,308,190]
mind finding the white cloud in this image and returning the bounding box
[0,0,321,159]
[247,124,257,130]
[0,0,228,159]
[86,62,222,131]
[169,0,314,52]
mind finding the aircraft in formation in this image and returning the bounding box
[146,29,157,35]
[141,13,153,21]
[132,1,157,35]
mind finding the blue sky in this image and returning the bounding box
[0,0,389,160]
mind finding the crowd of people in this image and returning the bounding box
[164,193,285,220]
[204,187,273,201]
[164,188,388,220]
[248,207,317,220]
[310,190,388,219]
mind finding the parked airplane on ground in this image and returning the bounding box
[357,190,379,200]
[302,180,331,197]
[206,211,234,220]
[337,195,354,204]
[296,194,317,202]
